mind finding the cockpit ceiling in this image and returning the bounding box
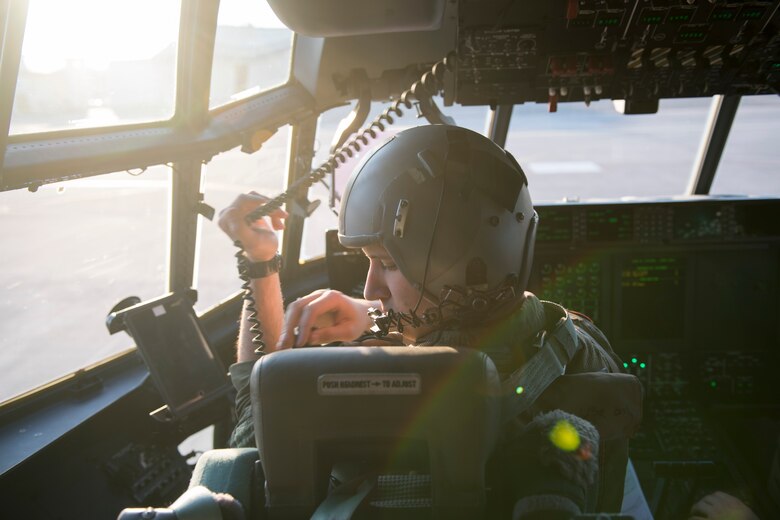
[297,0,779,111]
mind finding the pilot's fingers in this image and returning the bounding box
[242,192,288,228]
[236,192,272,215]
[218,193,286,260]
[689,492,758,520]
[294,290,354,347]
[308,321,360,346]
[689,500,715,518]
[277,290,326,349]
[269,212,287,231]
[218,193,268,235]
[219,193,287,228]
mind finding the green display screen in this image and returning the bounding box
[620,256,686,340]
[586,207,633,242]
[536,210,573,243]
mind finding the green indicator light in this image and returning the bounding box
[516,386,525,395]
[569,17,594,28]
[623,362,629,369]
[631,357,638,364]
[640,362,646,369]
[710,380,717,388]
[679,31,705,40]
[772,63,780,69]
[740,9,764,20]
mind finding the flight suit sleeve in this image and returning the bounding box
[228,360,256,449]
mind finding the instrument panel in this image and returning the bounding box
[326,196,780,518]
[528,197,780,518]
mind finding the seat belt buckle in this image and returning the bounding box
[532,330,546,350]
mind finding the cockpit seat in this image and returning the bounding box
[119,346,500,520]
[255,345,501,519]
[120,344,644,519]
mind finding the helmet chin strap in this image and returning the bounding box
[368,275,523,338]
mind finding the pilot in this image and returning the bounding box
[218,124,647,517]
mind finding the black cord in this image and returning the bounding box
[234,52,457,354]
[411,170,447,315]
[234,243,266,351]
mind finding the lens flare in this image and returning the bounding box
[549,419,581,452]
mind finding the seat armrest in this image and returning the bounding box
[189,448,261,516]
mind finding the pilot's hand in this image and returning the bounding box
[278,289,377,348]
[217,192,287,262]
[689,491,759,520]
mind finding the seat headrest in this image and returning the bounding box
[251,346,501,518]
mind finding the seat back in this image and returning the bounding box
[251,346,501,519]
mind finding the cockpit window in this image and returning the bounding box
[209,0,293,108]
[505,97,713,202]
[0,168,169,404]
[300,101,489,260]
[10,0,181,135]
[711,96,780,197]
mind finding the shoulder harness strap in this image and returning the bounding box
[501,301,581,423]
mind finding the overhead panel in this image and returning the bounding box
[456,0,780,109]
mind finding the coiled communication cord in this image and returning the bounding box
[235,52,456,354]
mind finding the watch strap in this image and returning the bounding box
[243,253,283,279]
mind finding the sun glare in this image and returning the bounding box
[218,0,287,28]
[21,0,181,74]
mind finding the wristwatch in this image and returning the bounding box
[243,253,283,279]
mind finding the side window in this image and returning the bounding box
[10,0,181,135]
[0,169,169,404]
[209,0,293,108]
[300,100,489,260]
[196,126,291,313]
[710,95,780,197]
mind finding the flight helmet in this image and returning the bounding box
[338,125,538,319]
